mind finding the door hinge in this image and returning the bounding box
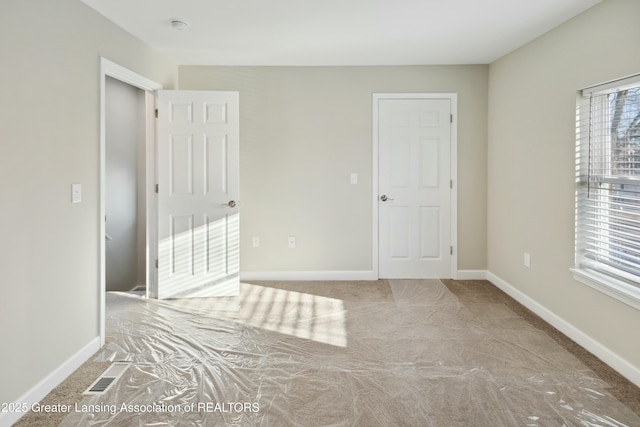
[155,259,158,269]
[155,184,159,193]
[450,246,453,255]
[155,108,158,118]
[450,114,453,123]
[450,180,453,189]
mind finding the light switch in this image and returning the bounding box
[350,173,358,185]
[71,183,82,203]
[252,236,260,248]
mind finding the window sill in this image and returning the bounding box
[571,268,640,311]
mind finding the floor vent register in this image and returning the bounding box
[83,362,131,395]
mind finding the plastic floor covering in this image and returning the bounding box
[59,280,640,426]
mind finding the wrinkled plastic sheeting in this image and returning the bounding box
[60,280,640,426]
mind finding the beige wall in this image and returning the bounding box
[179,66,488,273]
[488,0,640,373]
[0,0,177,404]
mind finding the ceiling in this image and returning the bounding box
[81,0,601,66]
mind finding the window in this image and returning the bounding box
[574,75,640,309]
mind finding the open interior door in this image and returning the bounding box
[156,90,239,299]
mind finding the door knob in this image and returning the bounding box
[226,200,238,208]
[380,195,394,202]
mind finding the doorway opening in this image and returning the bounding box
[99,58,162,346]
[105,76,146,293]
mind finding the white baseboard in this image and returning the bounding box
[241,270,491,282]
[486,271,640,388]
[240,270,378,281]
[456,270,488,280]
[0,337,101,427]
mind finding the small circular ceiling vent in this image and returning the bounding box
[170,19,189,31]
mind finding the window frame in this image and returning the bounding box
[573,74,640,311]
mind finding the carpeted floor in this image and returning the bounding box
[14,279,640,426]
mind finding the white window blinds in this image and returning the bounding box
[576,76,640,286]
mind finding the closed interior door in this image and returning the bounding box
[378,97,452,278]
[156,90,240,299]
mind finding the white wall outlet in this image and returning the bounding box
[350,173,358,185]
[71,183,82,203]
[524,253,531,268]
[288,236,296,248]
[252,236,260,248]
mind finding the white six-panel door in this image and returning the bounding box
[156,90,239,299]
[378,97,452,278]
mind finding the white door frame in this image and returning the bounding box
[372,93,458,280]
[99,58,162,346]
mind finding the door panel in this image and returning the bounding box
[170,214,194,275]
[389,206,410,259]
[420,139,439,188]
[390,139,411,188]
[378,98,452,278]
[170,135,194,195]
[205,135,228,194]
[419,206,440,258]
[157,90,239,299]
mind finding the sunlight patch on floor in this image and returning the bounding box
[236,282,347,347]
